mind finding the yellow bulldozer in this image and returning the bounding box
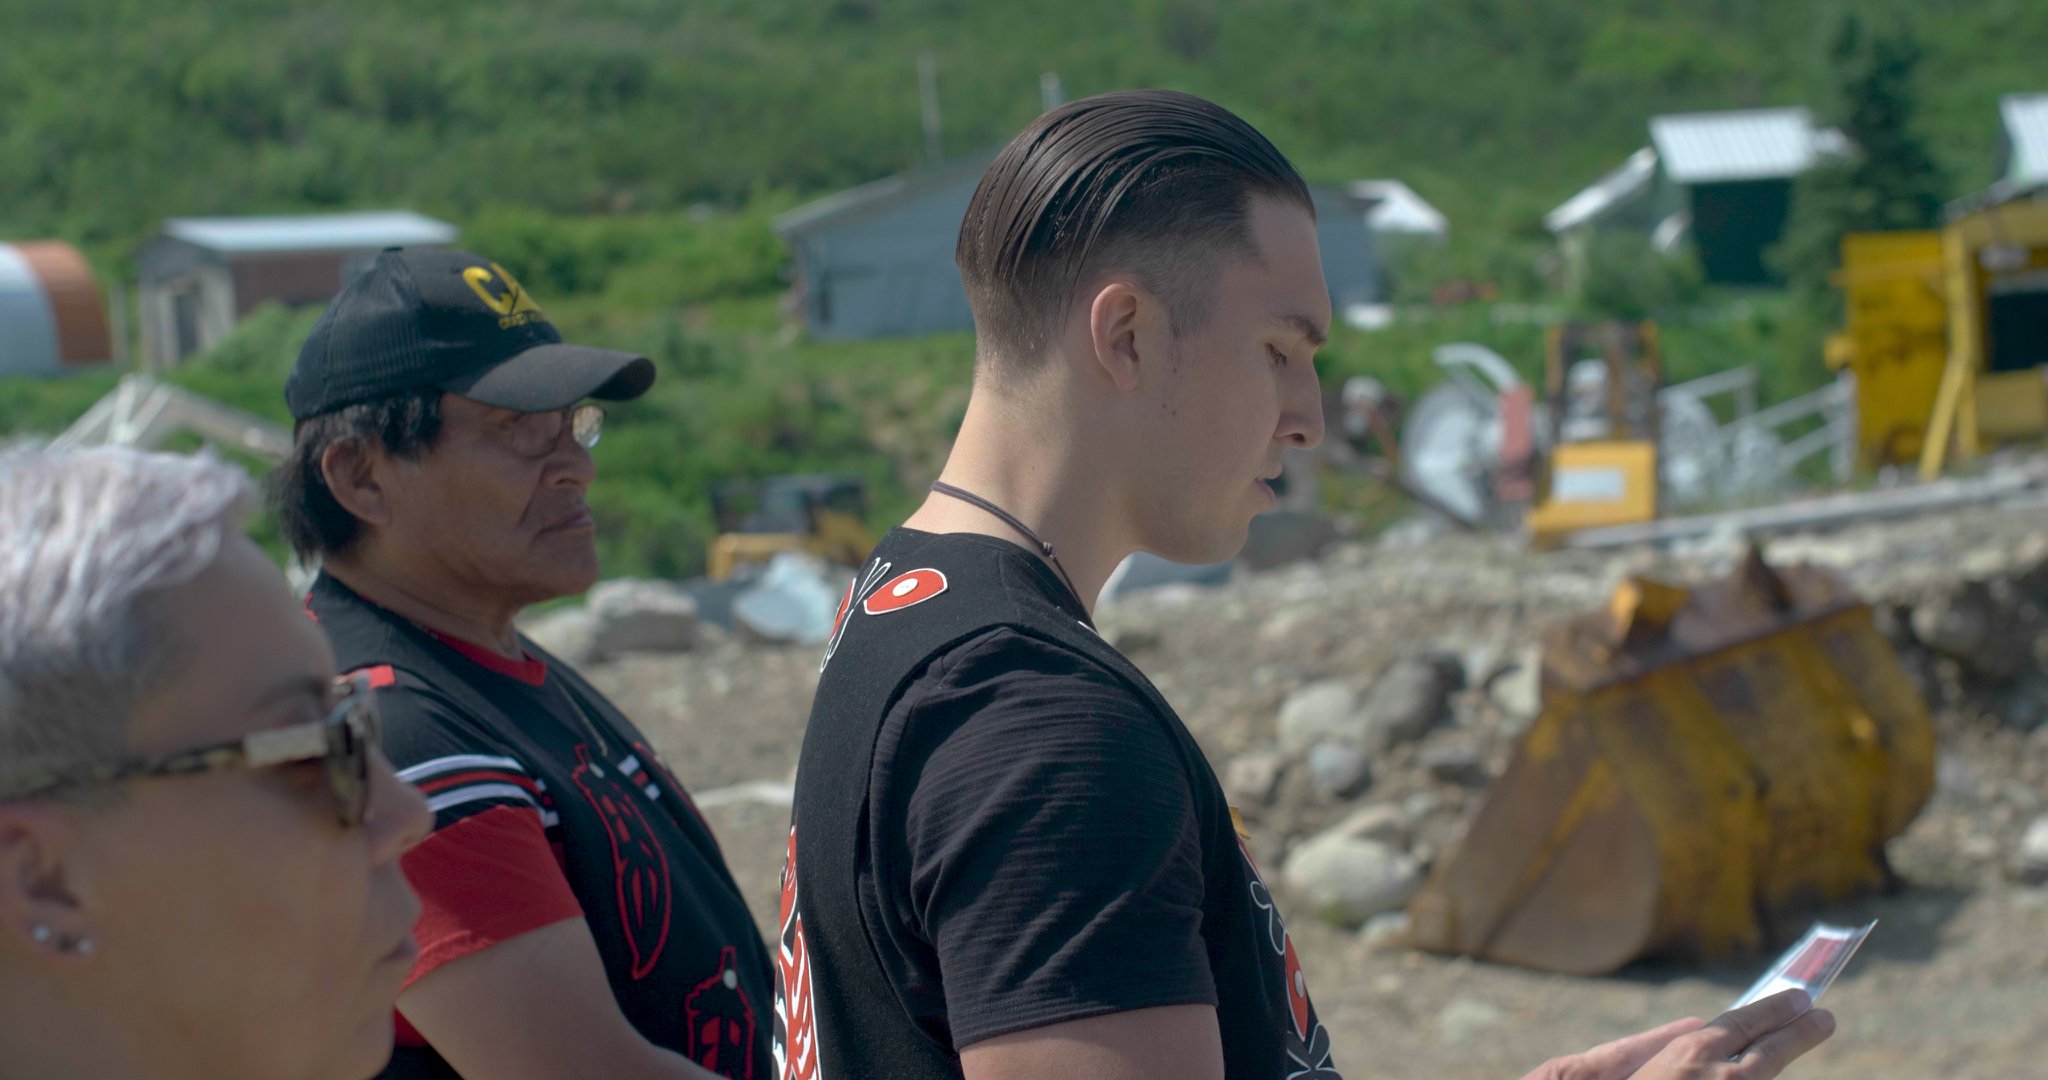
[706,474,875,582]
[1828,194,2048,479]
[1407,546,1934,974]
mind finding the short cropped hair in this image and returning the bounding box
[0,446,254,802]
[955,88,1313,374]
[268,389,443,561]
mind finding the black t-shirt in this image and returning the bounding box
[307,574,776,1080]
[777,530,1341,1079]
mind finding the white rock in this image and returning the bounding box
[1259,607,1316,645]
[1439,997,1506,1045]
[1334,803,1411,847]
[1223,752,1287,807]
[1358,911,1411,950]
[1278,680,1361,751]
[2013,816,2048,885]
[732,553,843,645]
[1306,741,1373,800]
[1402,790,1446,823]
[1280,833,1421,928]
[1488,647,1543,718]
[521,606,599,665]
[587,579,703,656]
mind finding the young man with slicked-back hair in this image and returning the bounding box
[776,90,1836,1080]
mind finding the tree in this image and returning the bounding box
[1772,14,1948,309]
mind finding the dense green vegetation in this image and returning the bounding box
[3,0,2041,575]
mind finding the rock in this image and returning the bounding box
[1358,911,1411,951]
[1306,741,1373,800]
[1936,754,1984,804]
[1439,997,1506,1046]
[1280,832,1421,928]
[1102,553,1232,604]
[732,553,844,645]
[587,579,703,657]
[2013,817,2048,885]
[1423,745,1491,786]
[1401,790,1445,823]
[1333,803,1411,847]
[1278,680,1361,751]
[1911,583,2024,682]
[1359,655,1458,747]
[2001,677,2048,732]
[1487,647,1542,719]
[1457,643,1503,688]
[1107,624,1162,655]
[1241,510,1341,571]
[1259,607,1316,645]
[1223,752,1288,807]
[520,605,598,665]
[1377,517,1443,551]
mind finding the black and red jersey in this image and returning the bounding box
[776,530,1340,1080]
[307,573,775,1080]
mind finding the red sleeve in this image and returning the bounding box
[399,803,586,990]
[392,804,587,1047]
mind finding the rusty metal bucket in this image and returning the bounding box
[1406,546,1934,975]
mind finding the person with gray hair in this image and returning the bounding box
[0,445,430,1080]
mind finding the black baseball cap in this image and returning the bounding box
[285,247,655,421]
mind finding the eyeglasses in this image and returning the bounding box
[1,675,382,828]
[506,403,606,458]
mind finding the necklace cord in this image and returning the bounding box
[929,481,1087,612]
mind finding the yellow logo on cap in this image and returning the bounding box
[462,263,547,329]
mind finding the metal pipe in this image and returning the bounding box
[1561,468,2041,550]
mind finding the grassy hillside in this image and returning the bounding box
[5,0,2040,258]
[3,0,2039,575]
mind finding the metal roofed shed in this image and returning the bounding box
[2001,92,2048,186]
[137,210,456,368]
[1546,108,1848,286]
[777,157,1381,341]
[0,241,114,376]
[1349,179,1450,240]
[1649,108,1832,184]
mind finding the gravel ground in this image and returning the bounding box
[589,494,2048,1080]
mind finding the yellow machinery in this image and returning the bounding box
[1526,322,1664,546]
[1828,197,2048,479]
[707,475,874,582]
[1407,546,1933,974]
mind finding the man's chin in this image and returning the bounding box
[1149,522,1252,568]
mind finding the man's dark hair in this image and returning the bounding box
[955,88,1313,374]
[268,390,443,561]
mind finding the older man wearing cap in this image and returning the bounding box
[273,248,773,1080]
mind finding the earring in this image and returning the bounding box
[71,936,95,958]
[29,923,53,945]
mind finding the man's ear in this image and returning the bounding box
[1086,280,1169,393]
[319,439,394,529]
[0,810,92,965]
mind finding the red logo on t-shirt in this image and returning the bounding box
[773,824,823,1080]
[569,744,673,980]
[685,946,760,1078]
[1238,835,1342,1078]
[861,568,948,616]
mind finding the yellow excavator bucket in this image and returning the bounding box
[1407,547,1934,975]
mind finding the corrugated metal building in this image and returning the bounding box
[1349,179,1449,240]
[2001,93,2048,187]
[0,241,113,376]
[1545,108,1847,285]
[776,157,1381,341]
[137,211,456,367]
